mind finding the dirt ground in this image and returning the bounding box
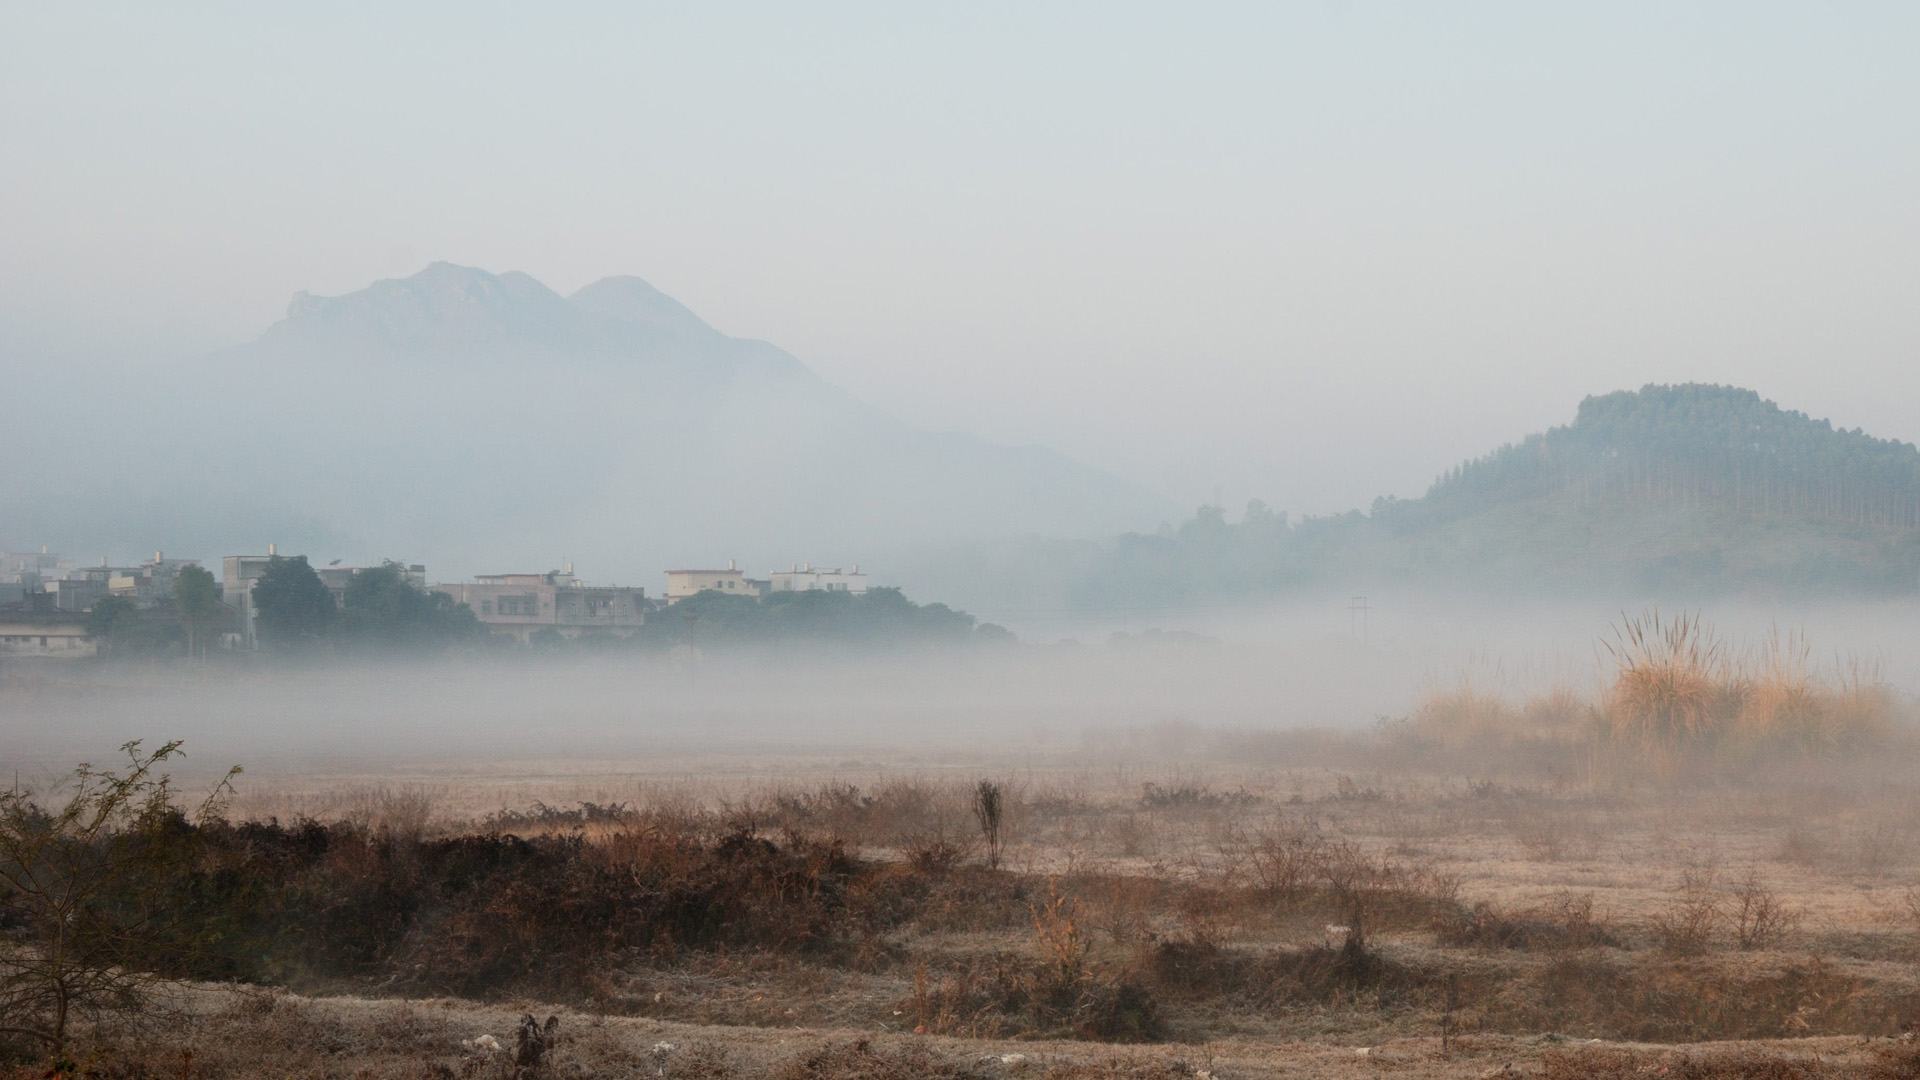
[38,987,1920,1079]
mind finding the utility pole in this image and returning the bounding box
[1348,595,1370,644]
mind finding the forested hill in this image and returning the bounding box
[920,385,1920,613]
[1401,384,1920,532]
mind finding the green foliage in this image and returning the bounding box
[171,565,219,617]
[172,564,222,659]
[631,586,1006,650]
[83,596,182,660]
[249,555,334,647]
[335,561,484,652]
[82,596,137,644]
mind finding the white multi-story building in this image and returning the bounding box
[768,563,868,595]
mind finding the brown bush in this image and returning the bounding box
[1498,954,1871,1042]
[1731,867,1801,950]
[1651,867,1724,954]
[1436,891,1618,952]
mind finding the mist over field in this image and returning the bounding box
[5,594,1916,783]
[8,6,1920,1076]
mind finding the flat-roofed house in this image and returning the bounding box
[435,568,646,643]
[108,553,203,608]
[222,550,281,649]
[664,560,760,602]
[769,563,869,595]
[0,610,94,659]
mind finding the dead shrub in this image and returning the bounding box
[897,881,1164,1042]
[1437,891,1617,952]
[1079,874,1161,944]
[1502,953,1871,1042]
[904,834,969,876]
[1239,827,1326,901]
[1107,813,1156,858]
[1144,935,1417,1011]
[1652,867,1723,954]
[1731,867,1801,950]
[1018,881,1163,1041]
[1505,803,1602,862]
[481,801,633,834]
[768,779,963,849]
[1778,826,1827,868]
[1853,819,1916,876]
[512,1013,559,1073]
[1137,780,1258,811]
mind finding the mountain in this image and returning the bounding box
[0,264,1177,582]
[945,385,1920,613]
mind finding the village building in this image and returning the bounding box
[44,564,124,612]
[0,609,95,660]
[435,568,646,642]
[769,563,869,595]
[663,560,765,602]
[0,550,62,582]
[107,552,203,608]
[221,549,282,649]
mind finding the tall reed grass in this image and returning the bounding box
[1415,611,1904,778]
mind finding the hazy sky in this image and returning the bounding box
[4,3,1917,517]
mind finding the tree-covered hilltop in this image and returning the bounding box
[1393,384,1920,533]
[981,384,1920,611]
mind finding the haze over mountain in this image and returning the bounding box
[0,264,1177,585]
[910,385,1920,618]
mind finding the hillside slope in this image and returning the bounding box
[939,385,1920,614]
[0,264,1176,578]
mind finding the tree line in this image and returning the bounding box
[248,555,484,653]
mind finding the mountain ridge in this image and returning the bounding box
[2,263,1178,583]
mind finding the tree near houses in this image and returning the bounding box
[82,597,138,659]
[171,564,221,660]
[249,555,334,648]
[336,561,484,650]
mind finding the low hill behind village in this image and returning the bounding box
[903,384,1920,614]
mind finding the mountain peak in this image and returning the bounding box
[260,263,740,363]
[568,275,716,338]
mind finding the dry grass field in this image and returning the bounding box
[8,616,1920,1078]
